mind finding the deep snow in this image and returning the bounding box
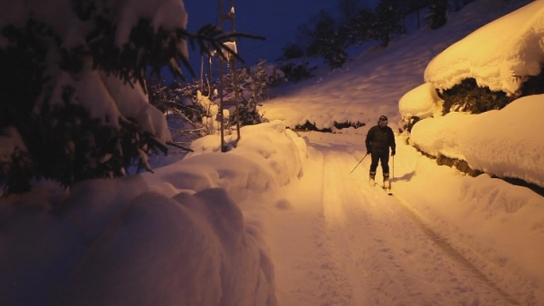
[1,0,544,305]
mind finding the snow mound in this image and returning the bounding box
[0,121,305,306]
[425,0,544,95]
[399,82,444,120]
[410,94,544,187]
[55,189,275,306]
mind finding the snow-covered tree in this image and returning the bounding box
[337,0,363,25]
[426,0,448,29]
[145,60,282,141]
[451,0,477,11]
[405,0,429,29]
[0,0,244,194]
[277,42,316,82]
[277,61,317,82]
[217,60,279,127]
[234,60,280,125]
[348,8,377,46]
[306,11,348,69]
[374,0,405,48]
[278,43,305,61]
[147,75,175,113]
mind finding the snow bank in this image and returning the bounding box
[410,94,544,187]
[398,82,444,120]
[392,150,544,305]
[55,189,274,306]
[0,121,305,306]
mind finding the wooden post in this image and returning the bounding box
[218,0,241,152]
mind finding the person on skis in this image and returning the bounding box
[365,115,396,185]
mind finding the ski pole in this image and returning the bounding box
[391,155,395,186]
[349,153,369,175]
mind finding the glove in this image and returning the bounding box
[366,148,371,155]
[391,150,396,156]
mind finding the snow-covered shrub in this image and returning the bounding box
[399,71,544,132]
[147,75,176,114]
[196,90,222,135]
[293,120,365,133]
[439,78,512,114]
[218,60,282,127]
[438,67,544,115]
[423,1,544,117]
[156,59,281,135]
[277,61,317,82]
[146,77,213,140]
[147,75,233,140]
[518,63,544,97]
[278,43,305,60]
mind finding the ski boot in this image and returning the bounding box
[369,172,376,187]
[383,173,392,194]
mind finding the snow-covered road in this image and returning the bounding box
[269,135,519,306]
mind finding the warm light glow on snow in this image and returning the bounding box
[2,0,544,305]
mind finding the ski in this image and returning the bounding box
[383,186,392,196]
[370,178,392,195]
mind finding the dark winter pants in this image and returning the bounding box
[369,151,389,179]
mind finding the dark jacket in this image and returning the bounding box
[365,125,396,154]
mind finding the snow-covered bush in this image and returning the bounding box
[278,42,305,60]
[439,78,512,114]
[277,61,317,82]
[197,90,222,135]
[233,60,282,125]
[145,60,281,142]
[423,1,544,116]
[146,77,213,139]
[194,60,282,130]
[437,67,544,115]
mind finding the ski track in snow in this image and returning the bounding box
[270,142,518,306]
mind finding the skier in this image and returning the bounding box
[365,115,396,186]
